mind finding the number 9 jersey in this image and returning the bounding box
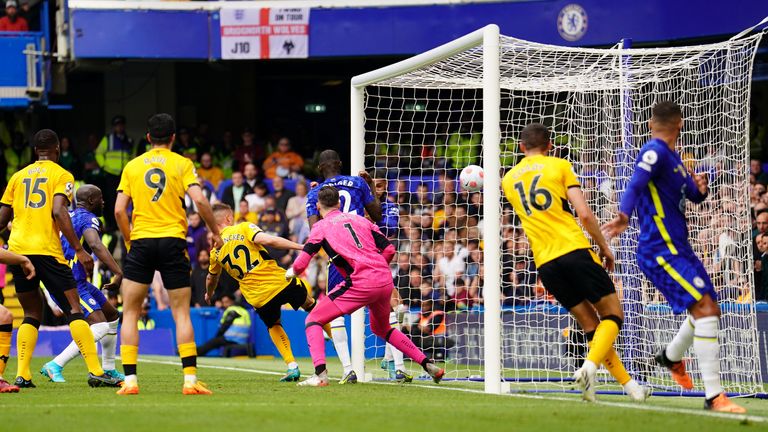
[501,154,592,267]
[117,147,198,241]
[209,222,294,308]
[0,160,74,264]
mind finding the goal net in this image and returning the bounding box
[350,25,765,396]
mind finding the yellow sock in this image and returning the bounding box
[0,326,12,377]
[268,325,295,365]
[323,323,333,339]
[178,342,197,376]
[603,348,631,385]
[586,319,620,365]
[70,319,104,376]
[121,344,138,379]
[16,323,38,380]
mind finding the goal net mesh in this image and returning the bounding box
[357,33,765,395]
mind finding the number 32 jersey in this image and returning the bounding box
[502,154,591,267]
[118,147,198,241]
[1,160,74,264]
[209,222,289,308]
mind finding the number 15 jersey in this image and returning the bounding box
[502,154,591,267]
[209,223,288,308]
[118,147,198,241]
[0,160,74,264]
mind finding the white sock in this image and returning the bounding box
[288,361,299,370]
[387,312,404,370]
[184,374,197,385]
[666,315,695,362]
[331,316,352,374]
[693,316,723,399]
[623,379,641,394]
[391,344,405,371]
[53,322,110,367]
[101,319,119,370]
[384,342,393,362]
[125,374,138,386]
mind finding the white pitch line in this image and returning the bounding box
[138,358,768,424]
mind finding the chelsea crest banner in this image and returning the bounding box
[221,8,310,60]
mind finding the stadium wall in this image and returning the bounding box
[68,0,767,59]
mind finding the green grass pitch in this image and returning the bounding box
[1,355,767,431]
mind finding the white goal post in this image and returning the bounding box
[350,23,766,396]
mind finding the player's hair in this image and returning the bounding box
[651,101,682,125]
[32,129,59,150]
[318,185,340,208]
[318,149,341,165]
[147,113,176,144]
[520,123,550,150]
[212,202,233,215]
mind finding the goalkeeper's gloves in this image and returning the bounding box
[285,267,296,280]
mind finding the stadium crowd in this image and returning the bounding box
[0,112,767,331]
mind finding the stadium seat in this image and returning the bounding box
[216,179,233,200]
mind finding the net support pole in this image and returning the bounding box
[481,23,502,395]
[350,84,368,382]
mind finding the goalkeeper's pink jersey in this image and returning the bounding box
[292,209,395,288]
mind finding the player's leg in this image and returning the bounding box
[327,265,353,379]
[167,286,210,395]
[299,296,347,386]
[118,278,148,394]
[563,301,601,401]
[98,295,123,380]
[257,294,299,381]
[9,258,44,387]
[0,304,19,392]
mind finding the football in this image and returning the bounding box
[459,165,484,192]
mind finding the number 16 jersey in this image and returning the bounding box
[501,154,591,267]
[0,160,74,264]
[118,147,198,241]
[209,223,288,308]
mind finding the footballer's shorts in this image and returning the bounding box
[124,237,190,289]
[51,280,107,319]
[327,263,345,295]
[537,248,615,310]
[255,278,310,328]
[638,248,716,314]
[11,255,77,306]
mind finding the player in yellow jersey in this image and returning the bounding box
[114,114,223,396]
[0,129,121,389]
[206,203,315,382]
[502,123,649,402]
[0,250,35,393]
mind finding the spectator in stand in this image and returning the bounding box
[194,122,212,155]
[285,180,308,234]
[235,128,264,172]
[258,206,292,268]
[3,130,31,183]
[198,294,252,356]
[0,1,28,32]
[96,114,134,231]
[58,136,81,179]
[215,130,236,177]
[400,268,424,307]
[184,176,216,214]
[393,253,411,291]
[174,127,197,157]
[407,299,453,359]
[243,162,261,189]
[221,171,253,210]
[435,240,468,300]
[190,249,211,307]
[186,212,208,268]
[138,299,156,331]
[263,137,304,179]
[245,182,269,214]
[236,199,258,223]
[751,159,768,185]
[758,234,768,301]
[197,152,225,189]
[272,176,295,213]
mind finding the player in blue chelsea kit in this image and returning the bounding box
[603,101,745,413]
[40,185,126,383]
[306,150,382,384]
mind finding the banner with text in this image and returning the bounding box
[221,8,309,60]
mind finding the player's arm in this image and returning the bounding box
[371,222,396,264]
[82,227,123,288]
[0,206,11,232]
[359,171,382,223]
[567,187,614,271]
[188,184,223,249]
[252,232,302,251]
[379,202,400,237]
[54,195,94,275]
[205,249,222,305]
[0,248,34,279]
[684,169,708,203]
[602,146,658,239]
[288,226,325,277]
[115,192,133,246]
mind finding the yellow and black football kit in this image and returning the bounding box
[209,222,309,326]
[118,147,199,288]
[0,160,77,294]
[502,154,614,309]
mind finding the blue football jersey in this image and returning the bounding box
[306,175,375,218]
[60,207,101,283]
[379,200,400,237]
[619,138,707,255]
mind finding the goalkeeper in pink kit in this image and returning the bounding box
[287,186,445,386]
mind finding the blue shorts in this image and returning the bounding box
[327,264,345,295]
[52,280,107,318]
[637,249,717,314]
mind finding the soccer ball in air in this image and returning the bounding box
[459,165,484,192]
